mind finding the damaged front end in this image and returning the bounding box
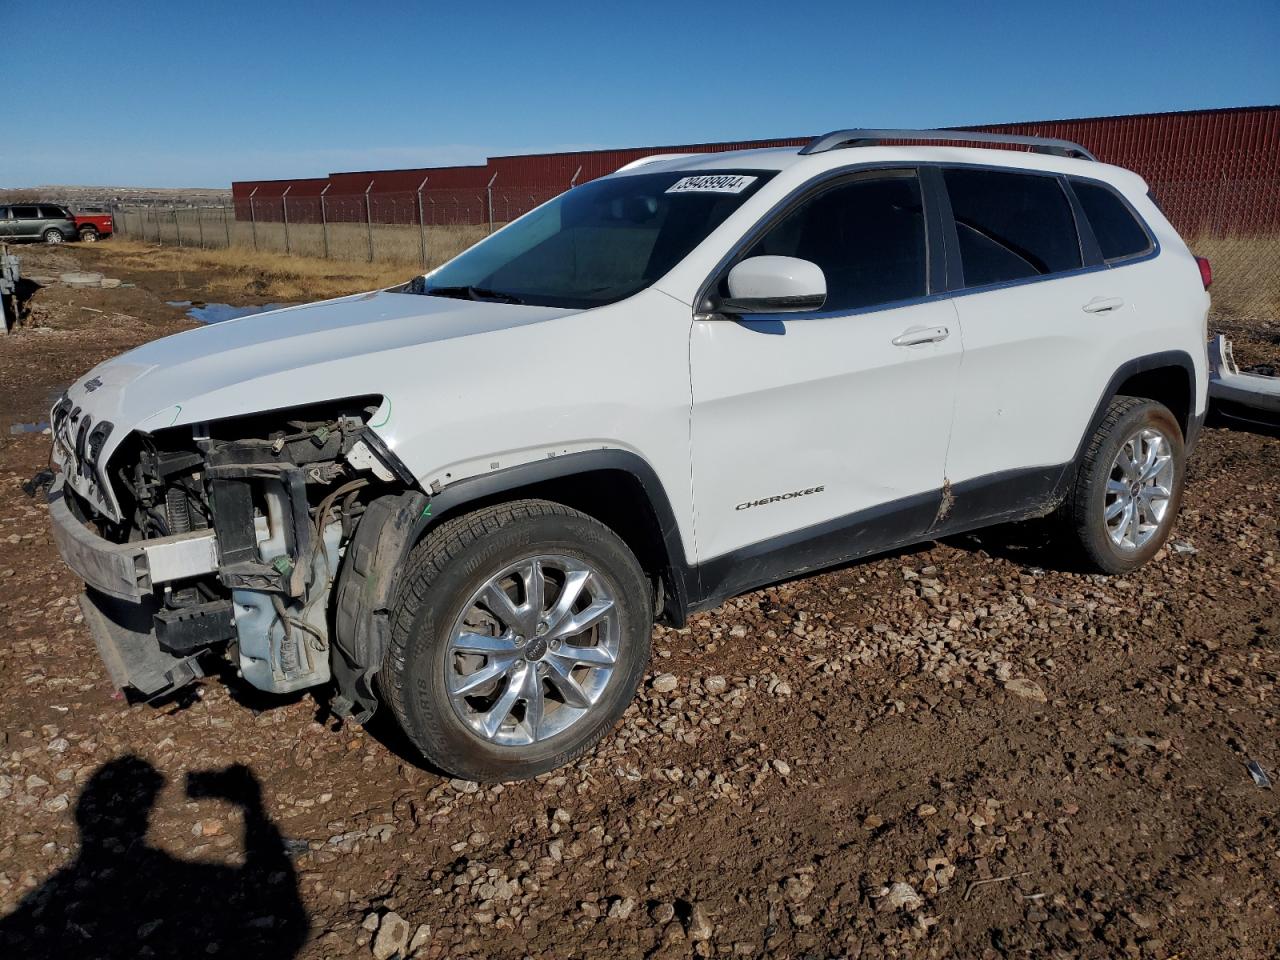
[48,396,412,703]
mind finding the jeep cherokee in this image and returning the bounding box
[46,128,1210,781]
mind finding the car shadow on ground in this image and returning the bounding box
[0,756,308,960]
[941,517,1098,574]
[1205,409,1280,439]
[361,702,453,776]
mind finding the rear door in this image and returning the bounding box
[939,166,1131,520]
[690,168,962,593]
[40,206,69,235]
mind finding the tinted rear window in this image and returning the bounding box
[40,206,68,219]
[12,206,39,219]
[1071,180,1151,261]
[943,168,1082,287]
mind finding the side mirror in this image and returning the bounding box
[714,256,826,314]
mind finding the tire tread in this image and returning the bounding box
[383,499,647,780]
[1061,395,1183,573]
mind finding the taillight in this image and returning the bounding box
[1195,256,1212,290]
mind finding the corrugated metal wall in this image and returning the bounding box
[975,106,1280,235]
[231,107,1278,235]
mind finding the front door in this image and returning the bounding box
[690,169,961,598]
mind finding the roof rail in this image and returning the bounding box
[799,128,1097,161]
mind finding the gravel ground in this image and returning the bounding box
[0,244,1277,959]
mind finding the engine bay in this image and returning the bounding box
[56,396,405,699]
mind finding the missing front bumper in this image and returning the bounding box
[47,476,220,601]
[48,476,228,698]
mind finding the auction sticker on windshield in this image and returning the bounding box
[666,175,758,194]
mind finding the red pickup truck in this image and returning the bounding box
[71,210,114,242]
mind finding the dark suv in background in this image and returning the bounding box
[0,204,79,244]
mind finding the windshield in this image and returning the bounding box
[417,169,776,309]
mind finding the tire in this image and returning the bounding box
[1060,396,1185,574]
[79,227,99,242]
[42,229,64,244]
[383,499,652,782]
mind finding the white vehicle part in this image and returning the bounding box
[233,482,342,694]
[47,476,219,602]
[53,291,576,520]
[943,198,1208,486]
[690,297,962,560]
[1209,334,1280,418]
[143,532,220,584]
[724,255,826,311]
[346,438,396,481]
[945,269,1134,481]
[615,153,697,172]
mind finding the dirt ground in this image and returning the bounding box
[0,242,1277,960]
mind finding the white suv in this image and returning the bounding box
[47,129,1210,781]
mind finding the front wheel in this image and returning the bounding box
[1060,396,1185,573]
[382,500,653,781]
[43,229,64,244]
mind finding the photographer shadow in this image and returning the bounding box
[0,756,308,959]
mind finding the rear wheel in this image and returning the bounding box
[79,226,99,242]
[382,500,652,781]
[1060,396,1185,573]
[42,229,64,244]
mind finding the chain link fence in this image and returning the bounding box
[112,184,565,272]
[109,172,1278,319]
[1148,174,1280,320]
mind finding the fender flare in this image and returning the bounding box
[425,449,694,621]
[1070,350,1200,468]
[330,449,694,722]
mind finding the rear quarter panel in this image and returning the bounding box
[1124,186,1211,418]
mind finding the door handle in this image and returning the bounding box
[891,325,950,347]
[1082,296,1125,314]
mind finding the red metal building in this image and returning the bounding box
[231,106,1278,236]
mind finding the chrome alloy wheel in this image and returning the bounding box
[445,555,620,746]
[1104,427,1175,550]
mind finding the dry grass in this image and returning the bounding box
[1191,234,1280,320]
[93,240,420,301]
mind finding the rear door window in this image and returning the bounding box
[12,206,39,220]
[1070,179,1152,261]
[942,168,1082,287]
[740,169,928,312]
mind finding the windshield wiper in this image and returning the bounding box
[424,284,525,305]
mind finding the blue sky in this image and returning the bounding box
[3,0,1277,187]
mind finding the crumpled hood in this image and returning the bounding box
[56,289,574,517]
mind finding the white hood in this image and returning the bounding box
[56,289,574,518]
